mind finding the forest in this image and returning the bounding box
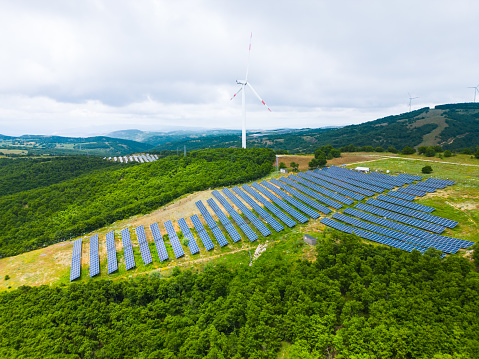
[0,148,275,257]
[0,233,478,358]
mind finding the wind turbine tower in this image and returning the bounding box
[231,33,271,149]
[408,93,419,112]
[467,85,479,102]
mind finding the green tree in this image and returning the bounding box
[475,149,479,159]
[444,150,452,157]
[279,162,287,169]
[425,147,436,157]
[309,157,326,169]
[422,165,433,174]
[4,275,9,280]
[290,162,299,172]
[375,147,384,152]
[418,146,428,155]
[402,146,416,155]
[387,146,398,153]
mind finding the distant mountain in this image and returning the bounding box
[0,135,153,156]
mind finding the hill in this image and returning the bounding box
[0,134,153,156]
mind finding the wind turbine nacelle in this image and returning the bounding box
[236,80,246,85]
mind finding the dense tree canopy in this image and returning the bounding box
[0,233,478,358]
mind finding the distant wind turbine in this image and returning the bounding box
[230,33,271,149]
[467,85,479,102]
[408,93,419,112]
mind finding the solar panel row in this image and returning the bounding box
[274,177,337,212]
[222,188,272,236]
[135,225,153,265]
[242,184,296,228]
[70,238,82,281]
[386,190,416,201]
[367,171,408,187]
[105,231,118,274]
[120,228,136,270]
[306,170,374,197]
[366,199,458,228]
[207,198,243,241]
[89,234,100,277]
[177,218,200,254]
[250,182,308,223]
[196,200,229,246]
[327,166,395,190]
[290,174,357,204]
[261,180,321,219]
[344,208,472,250]
[164,220,185,258]
[397,173,423,182]
[423,178,455,187]
[376,194,435,213]
[149,222,169,261]
[319,168,386,193]
[231,187,284,232]
[408,184,436,193]
[190,214,215,250]
[397,186,426,197]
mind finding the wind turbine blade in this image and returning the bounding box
[247,82,272,112]
[245,33,253,82]
[230,87,243,101]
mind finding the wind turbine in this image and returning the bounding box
[467,85,479,102]
[230,33,271,149]
[408,92,419,112]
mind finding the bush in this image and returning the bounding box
[418,146,428,155]
[309,157,327,169]
[422,165,433,174]
[387,146,399,154]
[402,146,416,155]
[444,150,452,157]
[475,150,479,159]
[425,147,436,157]
[4,275,9,280]
[375,147,384,152]
[279,162,287,169]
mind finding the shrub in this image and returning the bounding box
[375,147,384,152]
[444,150,452,157]
[402,146,416,155]
[425,147,436,157]
[387,146,398,154]
[422,165,433,174]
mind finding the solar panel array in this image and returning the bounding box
[150,222,169,261]
[327,166,395,190]
[368,172,408,187]
[251,182,308,223]
[376,194,435,213]
[105,231,118,274]
[365,199,458,228]
[231,187,284,232]
[318,168,386,193]
[305,170,374,197]
[222,188,272,236]
[261,181,320,219]
[89,234,100,277]
[272,178,333,213]
[164,220,185,258]
[207,198,243,241]
[177,218,200,254]
[423,178,455,187]
[70,238,82,281]
[135,225,153,265]
[397,173,423,182]
[294,173,364,202]
[397,186,426,197]
[386,190,416,201]
[190,214,215,250]
[195,200,229,246]
[242,184,296,228]
[212,190,258,241]
[121,228,136,270]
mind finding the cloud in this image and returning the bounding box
[0,0,478,136]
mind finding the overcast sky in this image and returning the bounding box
[1,0,478,136]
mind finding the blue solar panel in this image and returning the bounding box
[387,190,416,201]
[120,228,136,270]
[355,203,446,233]
[294,173,364,201]
[242,184,296,228]
[164,220,185,258]
[196,200,229,246]
[135,225,153,265]
[260,181,320,219]
[222,188,272,236]
[327,166,395,190]
[70,238,82,281]
[367,172,408,187]
[177,218,200,254]
[273,178,336,212]
[105,231,118,274]
[284,176,349,207]
[305,171,374,197]
[366,198,458,228]
[231,187,284,232]
[190,214,215,250]
[397,186,426,197]
[212,190,259,239]
[423,178,455,187]
[250,182,308,223]
[318,168,386,193]
[89,234,100,277]
[207,198,243,241]
[149,222,169,261]
[376,194,435,213]
[397,173,423,182]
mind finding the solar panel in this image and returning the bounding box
[397,186,426,197]
[241,184,296,228]
[207,198,243,241]
[367,172,408,187]
[305,171,374,197]
[190,214,215,250]
[120,228,136,270]
[386,190,416,201]
[164,220,185,258]
[70,238,82,281]
[231,187,284,232]
[355,203,446,233]
[397,173,423,182]
[177,218,200,254]
[105,231,118,274]
[135,225,153,265]
[149,222,169,261]
[283,176,349,207]
[327,166,395,189]
[294,173,364,201]
[273,177,337,212]
[423,178,455,187]
[222,188,272,236]
[376,194,435,213]
[365,198,458,228]
[250,182,308,223]
[260,181,320,219]
[196,200,229,246]
[211,190,259,240]
[318,168,386,193]
[89,234,100,277]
